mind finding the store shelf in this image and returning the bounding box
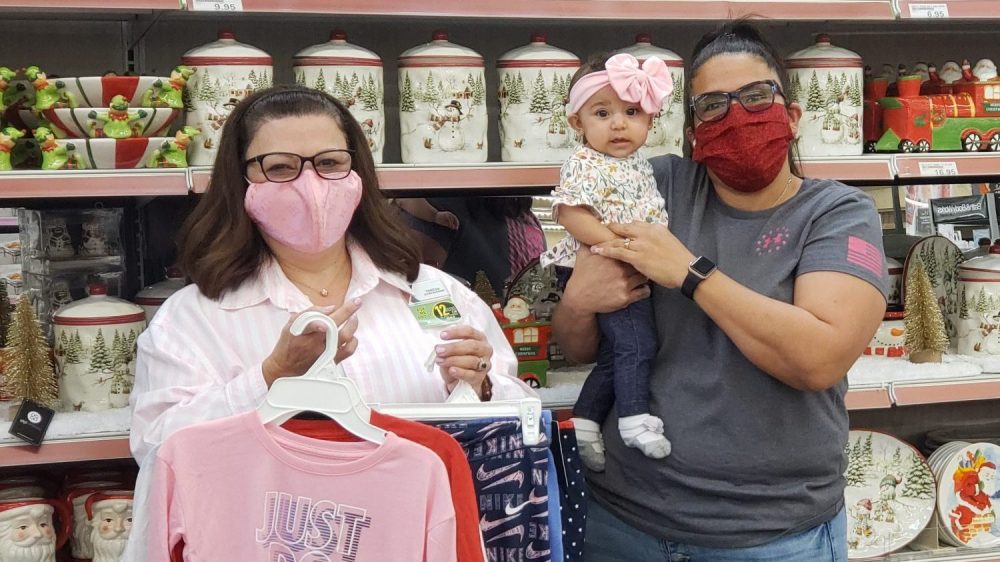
[0,217,17,227]
[0,0,179,8]
[185,0,894,20]
[800,155,895,185]
[0,435,131,468]
[894,153,1000,182]
[0,169,189,199]
[892,376,1000,406]
[897,0,1000,19]
[845,385,894,410]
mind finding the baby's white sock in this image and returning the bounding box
[619,414,671,459]
[571,417,606,472]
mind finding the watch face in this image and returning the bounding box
[691,256,716,276]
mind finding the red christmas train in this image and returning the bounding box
[864,70,1000,153]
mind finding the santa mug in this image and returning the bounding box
[0,499,71,562]
[64,485,123,560]
[85,492,134,562]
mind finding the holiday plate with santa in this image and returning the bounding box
[844,430,936,559]
[935,442,1000,547]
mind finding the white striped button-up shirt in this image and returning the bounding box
[130,240,534,464]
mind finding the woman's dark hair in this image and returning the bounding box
[177,85,420,299]
[688,19,802,176]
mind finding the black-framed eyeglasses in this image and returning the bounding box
[244,149,354,183]
[689,80,784,123]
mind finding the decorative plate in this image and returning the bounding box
[845,430,936,559]
[902,235,965,347]
[934,442,1000,547]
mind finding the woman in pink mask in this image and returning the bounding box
[130,86,534,465]
[553,21,886,561]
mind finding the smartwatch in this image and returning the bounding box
[681,256,717,300]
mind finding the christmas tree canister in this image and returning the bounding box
[134,267,185,321]
[616,33,685,157]
[181,31,273,166]
[497,33,579,162]
[53,282,146,412]
[956,247,1000,355]
[786,34,864,157]
[294,31,385,163]
[398,30,488,163]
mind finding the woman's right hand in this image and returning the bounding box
[261,299,362,387]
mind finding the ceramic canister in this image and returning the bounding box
[134,267,185,321]
[294,31,385,163]
[864,310,906,357]
[497,33,579,163]
[956,246,1000,355]
[398,30,488,164]
[53,283,146,412]
[617,33,685,157]
[182,31,273,166]
[786,34,864,157]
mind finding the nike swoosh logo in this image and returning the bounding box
[528,488,548,504]
[531,510,549,519]
[480,512,520,533]
[476,421,510,440]
[483,470,524,490]
[505,500,530,515]
[477,462,520,482]
[486,525,524,544]
[526,543,551,559]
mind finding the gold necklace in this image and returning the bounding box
[293,279,332,297]
[771,175,796,208]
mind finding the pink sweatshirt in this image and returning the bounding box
[125,411,456,562]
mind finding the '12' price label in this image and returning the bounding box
[918,161,959,177]
[908,3,949,18]
[190,0,243,10]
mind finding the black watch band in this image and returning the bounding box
[681,256,717,300]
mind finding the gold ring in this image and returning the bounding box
[623,238,632,250]
[476,358,489,371]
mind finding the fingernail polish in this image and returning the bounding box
[440,331,449,339]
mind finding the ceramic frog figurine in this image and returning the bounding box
[34,127,85,170]
[141,65,194,109]
[88,95,147,139]
[25,66,77,111]
[0,67,16,112]
[147,126,200,168]
[0,127,25,171]
[0,67,34,113]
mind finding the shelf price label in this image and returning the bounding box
[918,161,959,177]
[908,3,949,18]
[189,0,243,10]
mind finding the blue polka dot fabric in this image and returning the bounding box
[551,419,587,562]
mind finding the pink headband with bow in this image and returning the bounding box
[567,53,674,116]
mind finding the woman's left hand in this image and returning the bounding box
[436,325,493,397]
[593,222,695,289]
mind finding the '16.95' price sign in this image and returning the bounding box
[190,0,243,10]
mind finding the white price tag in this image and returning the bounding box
[908,3,949,18]
[918,161,959,177]
[189,0,243,11]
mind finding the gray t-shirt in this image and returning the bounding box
[587,155,888,548]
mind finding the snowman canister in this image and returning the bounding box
[134,268,185,321]
[53,283,146,412]
[786,34,864,157]
[957,247,1000,355]
[398,31,488,163]
[182,31,273,166]
[497,33,579,162]
[294,31,385,163]
[617,33,685,157]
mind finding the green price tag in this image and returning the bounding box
[410,299,462,328]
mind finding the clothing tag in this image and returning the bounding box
[8,400,55,446]
[410,280,450,303]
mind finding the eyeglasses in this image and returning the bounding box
[244,149,354,183]
[689,80,784,123]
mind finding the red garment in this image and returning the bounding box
[284,412,485,562]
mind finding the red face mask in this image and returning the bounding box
[691,103,794,193]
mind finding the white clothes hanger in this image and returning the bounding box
[257,311,386,444]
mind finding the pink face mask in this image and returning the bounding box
[244,169,363,254]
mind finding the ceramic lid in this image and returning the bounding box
[616,33,684,67]
[135,268,186,304]
[182,31,273,66]
[786,34,862,69]
[959,246,1000,279]
[53,282,145,326]
[293,30,382,67]
[498,33,579,68]
[399,30,484,68]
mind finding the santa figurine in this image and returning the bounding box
[0,499,69,562]
[496,295,534,324]
[85,492,134,562]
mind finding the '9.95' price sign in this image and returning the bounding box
[190,0,243,10]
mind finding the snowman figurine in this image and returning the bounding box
[79,220,107,257]
[45,220,75,258]
[645,113,667,148]
[50,280,74,312]
[436,100,465,153]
